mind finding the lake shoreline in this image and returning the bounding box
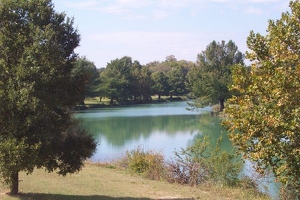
[75,96,188,110]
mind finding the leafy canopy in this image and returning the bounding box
[100,56,133,104]
[188,40,244,111]
[0,0,96,194]
[223,0,300,196]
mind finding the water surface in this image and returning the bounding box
[76,101,231,162]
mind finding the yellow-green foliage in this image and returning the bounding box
[224,1,300,197]
[125,146,165,180]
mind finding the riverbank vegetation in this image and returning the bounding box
[0,161,269,200]
[123,136,244,187]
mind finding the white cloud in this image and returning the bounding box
[56,0,289,68]
[152,10,169,19]
[245,6,263,15]
[64,0,153,10]
[159,0,187,9]
[63,0,286,10]
[101,5,130,15]
[85,31,241,67]
[62,0,288,20]
[116,0,153,8]
[64,0,100,10]
[212,0,282,3]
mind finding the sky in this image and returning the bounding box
[52,0,290,68]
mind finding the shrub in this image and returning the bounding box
[166,136,242,186]
[166,158,209,186]
[280,185,300,200]
[125,146,165,180]
[206,138,241,186]
[239,175,259,190]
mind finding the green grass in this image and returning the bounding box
[84,97,110,105]
[83,95,186,106]
[0,163,269,200]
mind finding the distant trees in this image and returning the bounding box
[0,0,96,194]
[132,64,152,102]
[89,55,192,105]
[100,57,152,105]
[80,45,243,108]
[100,56,132,105]
[188,40,244,111]
[73,57,98,104]
[151,71,169,100]
[167,65,188,98]
[223,1,300,197]
[148,56,192,100]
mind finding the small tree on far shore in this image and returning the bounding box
[188,40,244,112]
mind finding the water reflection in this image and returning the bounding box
[80,115,203,146]
[76,102,231,162]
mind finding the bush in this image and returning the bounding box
[125,146,165,180]
[166,158,209,186]
[280,185,300,200]
[238,175,259,190]
[124,137,244,188]
[166,136,242,186]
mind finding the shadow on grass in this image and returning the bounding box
[8,193,194,200]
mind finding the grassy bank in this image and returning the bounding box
[79,96,185,109]
[0,163,269,200]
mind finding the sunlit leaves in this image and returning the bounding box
[223,0,300,196]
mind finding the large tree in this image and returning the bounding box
[0,0,96,194]
[188,40,244,111]
[223,1,300,197]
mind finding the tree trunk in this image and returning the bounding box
[219,98,225,112]
[10,171,19,195]
[158,94,161,101]
[170,92,173,99]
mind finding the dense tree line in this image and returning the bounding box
[77,41,242,108]
[76,55,197,105]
